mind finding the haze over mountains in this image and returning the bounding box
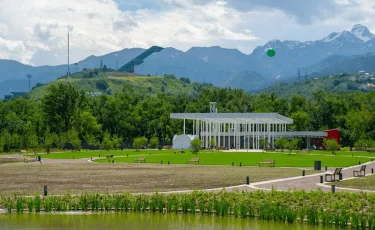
[1,24,375,98]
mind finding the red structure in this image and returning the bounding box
[325,129,340,145]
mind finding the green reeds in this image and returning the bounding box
[2,189,375,228]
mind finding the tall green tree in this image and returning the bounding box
[42,83,84,133]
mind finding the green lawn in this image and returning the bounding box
[331,175,375,190]
[35,150,373,167]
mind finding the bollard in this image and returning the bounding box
[240,162,242,167]
[372,168,374,174]
[44,185,48,196]
[359,161,361,165]
[161,161,163,164]
[246,176,250,185]
[331,184,335,193]
[302,170,305,176]
[232,162,234,166]
[112,160,114,163]
[339,173,343,180]
[325,166,328,171]
[320,175,323,183]
[168,161,170,165]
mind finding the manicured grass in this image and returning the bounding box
[332,175,375,191]
[36,150,148,159]
[35,149,374,167]
[91,150,372,167]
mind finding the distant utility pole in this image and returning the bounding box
[298,68,301,82]
[26,74,32,91]
[68,32,70,78]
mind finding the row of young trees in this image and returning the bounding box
[0,82,374,153]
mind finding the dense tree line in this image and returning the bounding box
[0,83,374,153]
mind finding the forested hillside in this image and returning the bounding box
[0,82,374,153]
[263,73,375,98]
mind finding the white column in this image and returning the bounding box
[183,119,186,135]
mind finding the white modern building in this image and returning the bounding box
[171,102,327,150]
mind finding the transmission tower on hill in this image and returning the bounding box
[26,74,32,91]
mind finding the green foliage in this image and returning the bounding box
[102,132,113,151]
[190,138,203,154]
[44,127,53,154]
[111,135,122,150]
[67,130,81,151]
[259,139,268,149]
[324,139,339,155]
[275,138,288,150]
[288,139,300,153]
[209,139,216,150]
[148,137,159,149]
[133,137,147,151]
[42,83,83,133]
[96,79,109,91]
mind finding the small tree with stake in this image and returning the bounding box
[324,139,339,155]
[209,139,216,151]
[190,139,203,154]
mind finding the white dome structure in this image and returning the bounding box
[172,134,199,150]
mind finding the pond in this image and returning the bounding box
[0,212,334,230]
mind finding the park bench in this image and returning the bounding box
[325,168,342,182]
[353,165,366,177]
[302,149,310,153]
[134,157,145,163]
[259,159,275,167]
[20,149,27,154]
[106,154,114,158]
[187,158,200,164]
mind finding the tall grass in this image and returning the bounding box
[2,190,375,228]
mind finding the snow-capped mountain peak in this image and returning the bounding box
[350,24,374,42]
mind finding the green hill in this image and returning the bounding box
[28,72,210,100]
[263,73,375,98]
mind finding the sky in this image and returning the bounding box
[0,0,375,66]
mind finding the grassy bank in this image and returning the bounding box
[1,190,375,229]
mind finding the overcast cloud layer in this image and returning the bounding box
[0,0,375,66]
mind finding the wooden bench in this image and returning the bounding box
[134,157,145,163]
[21,150,27,153]
[106,154,114,158]
[325,168,342,182]
[187,158,200,164]
[353,165,366,177]
[259,159,275,167]
[302,149,310,153]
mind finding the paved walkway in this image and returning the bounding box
[250,161,375,192]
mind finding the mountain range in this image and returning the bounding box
[1,24,375,98]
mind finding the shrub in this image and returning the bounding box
[133,137,147,151]
[190,139,203,154]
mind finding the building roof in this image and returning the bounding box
[170,113,293,124]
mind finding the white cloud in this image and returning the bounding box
[0,0,375,65]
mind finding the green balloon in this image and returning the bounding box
[267,49,276,57]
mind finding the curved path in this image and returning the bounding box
[249,161,375,192]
